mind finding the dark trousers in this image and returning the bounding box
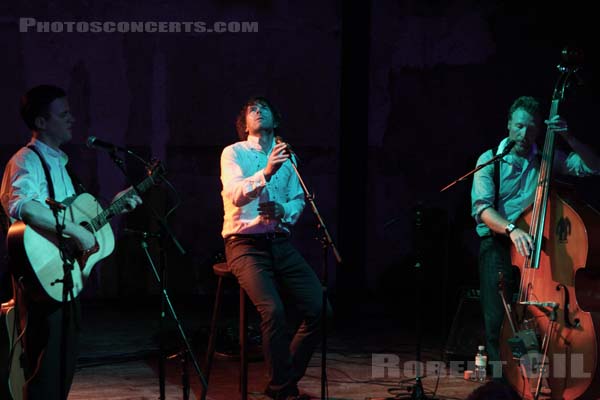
[225,236,331,392]
[478,236,515,365]
[15,287,80,400]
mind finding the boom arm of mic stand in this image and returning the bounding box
[289,160,342,264]
[107,151,185,256]
[439,151,509,193]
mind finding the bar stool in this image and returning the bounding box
[201,262,248,400]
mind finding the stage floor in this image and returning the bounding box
[68,298,488,400]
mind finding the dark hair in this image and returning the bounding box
[235,96,282,141]
[508,96,542,121]
[20,85,67,130]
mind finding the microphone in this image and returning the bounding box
[86,136,128,153]
[275,136,300,164]
[45,198,66,211]
[275,136,293,154]
[501,140,516,156]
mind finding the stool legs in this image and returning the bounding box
[240,287,248,400]
[201,276,225,400]
[201,275,249,400]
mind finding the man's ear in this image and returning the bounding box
[34,115,46,131]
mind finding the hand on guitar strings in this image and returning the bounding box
[72,224,97,252]
[112,186,143,212]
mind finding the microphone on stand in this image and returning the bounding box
[275,136,300,164]
[86,136,129,153]
[501,140,516,156]
[86,136,152,167]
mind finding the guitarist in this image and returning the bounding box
[0,85,141,400]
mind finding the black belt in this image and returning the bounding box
[225,232,289,241]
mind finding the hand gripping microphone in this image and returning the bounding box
[275,136,293,154]
[275,136,300,164]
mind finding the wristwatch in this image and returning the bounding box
[505,223,517,236]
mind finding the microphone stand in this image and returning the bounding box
[439,143,514,193]
[367,144,511,400]
[287,151,342,400]
[46,198,76,400]
[106,150,207,399]
[394,204,434,400]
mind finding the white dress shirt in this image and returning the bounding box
[0,138,76,223]
[220,135,305,238]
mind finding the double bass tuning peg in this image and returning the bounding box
[560,47,584,67]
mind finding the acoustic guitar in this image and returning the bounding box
[6,161,164,302]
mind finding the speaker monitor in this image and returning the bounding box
[444,288,486,362]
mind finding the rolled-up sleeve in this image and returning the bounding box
[471,150,495,224]
[2,150,44,220]
[221,146,267,207]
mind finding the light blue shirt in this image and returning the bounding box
[0,138,76,222]
[471,137,597,237]
[220,135,305,238]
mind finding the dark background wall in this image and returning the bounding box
[1,1,599,333]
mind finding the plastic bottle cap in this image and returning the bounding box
[478,345,485,350]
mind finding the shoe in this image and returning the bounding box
[274,393,311,400]
[264,382,316,399]
[289,394,312,400]
[264,384,299,399]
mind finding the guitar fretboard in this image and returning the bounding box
[89,174,156,231]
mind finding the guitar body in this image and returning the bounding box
[1,301,25,400]
[6,193,115,302]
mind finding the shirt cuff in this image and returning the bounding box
[473,203,492,224]
[281,202,291,223]
[242,170,268,198]
[9,195,37,221]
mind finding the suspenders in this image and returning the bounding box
[27,145,56,200]
[26,145,86,199]
[492,146,500,209]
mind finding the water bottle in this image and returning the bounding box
[475,345,488,382]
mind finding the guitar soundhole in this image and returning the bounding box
[80,221,93,233]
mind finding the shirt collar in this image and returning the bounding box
[246,135,276,153]
[29,137,69,163]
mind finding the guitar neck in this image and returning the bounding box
[89,175,154,231]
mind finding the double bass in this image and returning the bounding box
[499,49,600,399]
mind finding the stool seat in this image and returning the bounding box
[212,262,234,277]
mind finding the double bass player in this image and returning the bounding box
[471,95,600,382]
